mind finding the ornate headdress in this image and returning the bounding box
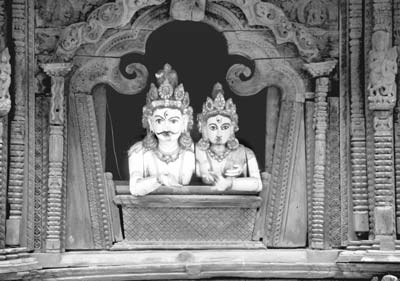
[142,64,192,129]
[197,82,239,132]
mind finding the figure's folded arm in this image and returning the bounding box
[128,141,161,196]
[230,148,262,192]
[129,173,161,196]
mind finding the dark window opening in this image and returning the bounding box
[103,21,267,180]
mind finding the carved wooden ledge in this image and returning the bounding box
[114,184,261,248]
[114,194,262,208]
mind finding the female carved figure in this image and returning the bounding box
[195,83,262,192]
[128,64,195,196]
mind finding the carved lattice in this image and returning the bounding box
[34,97,49,251]
[122,208,256,241]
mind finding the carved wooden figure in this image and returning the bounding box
[128,64,195,196]
[195,82,262,192]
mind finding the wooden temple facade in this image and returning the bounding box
[0,0,400,280]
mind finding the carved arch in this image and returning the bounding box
[68,1,306,102]
[64,0,309,249]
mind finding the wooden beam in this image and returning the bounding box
[114,195,261,208]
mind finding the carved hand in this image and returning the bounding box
[158,173,182,187]
[202,173,216,185]
[211,173,233,191]
[224,164,243,177]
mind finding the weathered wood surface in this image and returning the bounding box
[111,240,266,250]
[114,195,261,208]
[115,182,259,195]
[37,249,400,281]
[66,94,93,249]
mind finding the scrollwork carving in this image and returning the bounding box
[71,58,148,95]
[216,0,320,61]
[56,0,166,60]
[226,60,305,102]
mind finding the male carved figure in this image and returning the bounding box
[195,83,262,191]
[128,64,195,196]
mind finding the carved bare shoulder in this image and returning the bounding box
[128,141,144,156]
[245,147,256,161]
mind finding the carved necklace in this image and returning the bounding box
[153,147,181,164]
[206,147,230,162]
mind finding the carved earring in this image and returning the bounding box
[143,130,157,150]
[227,135,239,150]
[179,131,193,149]
[197,137,210,151]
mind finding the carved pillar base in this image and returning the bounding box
[5,219,20,246]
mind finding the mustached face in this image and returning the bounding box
[149,108,186,143]
[205,114,233,145]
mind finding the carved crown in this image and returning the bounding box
[198,83,239,131]
[145,63,191,112]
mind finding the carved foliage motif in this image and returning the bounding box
[56,0,166,60]
[36,0,110,27]
[219,0,320,61]
[270,0,339,57]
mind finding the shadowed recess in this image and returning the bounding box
[104,21,266,180]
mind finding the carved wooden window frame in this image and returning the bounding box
[60,1,314,250]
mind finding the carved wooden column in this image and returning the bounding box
[6,0,27,246]
[0,47,10,249]
[367,0,397,250]
[393,0,400,237]
[304,60,337,249]
[41,63,72,252]
[349,0,369,237]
